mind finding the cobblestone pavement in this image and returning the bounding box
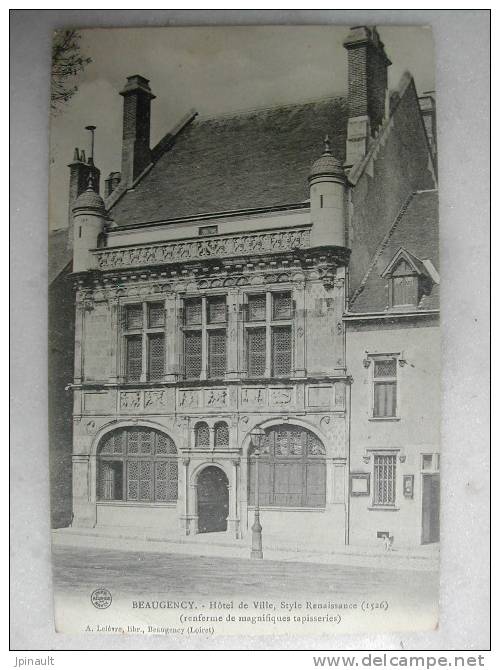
[52,544,438,607]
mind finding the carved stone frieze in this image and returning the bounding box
[94,228,311,271]
[120,391,142,411]
[144,389,173,411]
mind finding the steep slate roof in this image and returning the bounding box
[49,229,72,283]
[109,98,348,226]
[349,189,439,313]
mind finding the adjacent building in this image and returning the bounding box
[50,26,439,549]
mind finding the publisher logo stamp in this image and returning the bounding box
[91,588,112,609]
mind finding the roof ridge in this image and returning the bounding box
[194,94,346,123]
[349,191,416,307]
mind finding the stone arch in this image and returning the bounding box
[240,416,331,458]
[189,459,232,485]
[92,421,179,505]
[91,418,179,457]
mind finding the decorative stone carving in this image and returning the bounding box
[144,389,170,410]
[85,420,96,435]
[120,391,141,411]
[205,389,227,406]
[178,390,199,408]
[320,415,331,428]
[94,228,311,271]
[269,388,292,405]
[241,388,266,405]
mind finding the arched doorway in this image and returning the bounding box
[197,466,229,533]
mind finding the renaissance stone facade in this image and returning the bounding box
[51,25,439,549]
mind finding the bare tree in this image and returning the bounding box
[51,30,91,113]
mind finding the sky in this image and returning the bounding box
[49,25,435,231]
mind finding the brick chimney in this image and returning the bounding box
[104,171,122,198]
[343,26,391,167]
[67,148,100,249]
[120,75,155,188]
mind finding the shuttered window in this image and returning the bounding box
[214,422,229,448]
[273,292,292,320]
[183,296,227,379]
[272,326,292,377]
[126,335,142,381]
[393,275,418,306]
[97,428,178,503]
[208,331,226,378]
[123,302,165,381]
[148,334,165,381]
[207,296,227,324]
[248,294,266,321]
[373,454,396,506]
[248,426,326,508]
[194,422,210,449]
[184,330,202,378]
[373,358,397,418]
[247,328,266,377]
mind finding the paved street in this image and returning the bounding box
[52,544,438,607]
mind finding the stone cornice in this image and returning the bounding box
[93,225,313,272]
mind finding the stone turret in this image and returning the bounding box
[308,136,348,248]
[72,175,106,272]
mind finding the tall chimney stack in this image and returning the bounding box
[120,75,155,188]
[67,143,100,249]
[343,26,391,167]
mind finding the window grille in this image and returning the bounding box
[272,326,292,377]
[273,292,292,320]
[214,422,229,448]
[195,422,210,449]
[248,294,266,321]
[373,454,396,505]
[184,330,202,378]
[148,302,165,328]
[185,299,202,325]
[247,328,266,377]
[207,296,226,324]
[248,425,326,508]
[126,304,143,330]
[97,428,178,503]
[126,336,142,381]
[148,333,165,380]
[123,302,165,381]
[373,358,397,418]
[208,330,226,378]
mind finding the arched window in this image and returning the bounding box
[97,427,178,503]
[194,422,210,449]
[248,425,326,508]
[214,421,229,449]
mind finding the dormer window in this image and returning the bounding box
[382,248,437,310]
[390,260,418,307]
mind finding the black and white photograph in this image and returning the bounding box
[47,22,441,637]
[9,8,490,656]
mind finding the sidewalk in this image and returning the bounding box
[52,525,439,572]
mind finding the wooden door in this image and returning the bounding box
[422,474,440,544]
[197,466,229,534]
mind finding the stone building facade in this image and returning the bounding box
[53,25,439,549]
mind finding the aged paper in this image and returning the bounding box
[48,24,440,639]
